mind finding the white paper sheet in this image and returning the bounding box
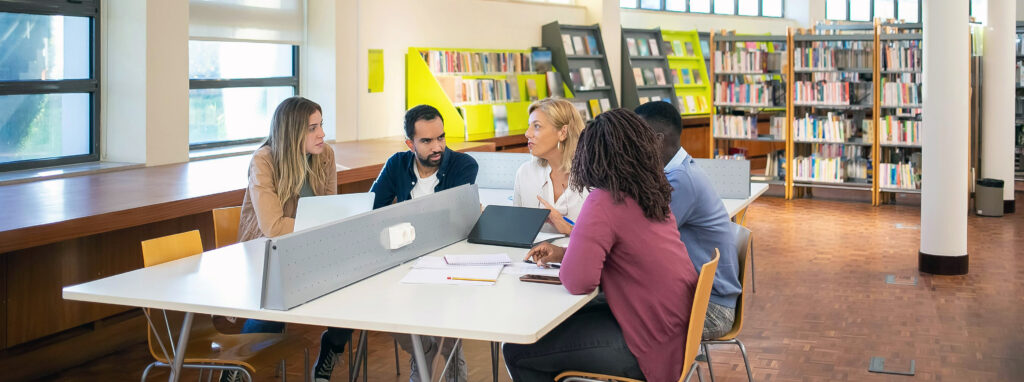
[400,266,504,285]
[502,262,561,277]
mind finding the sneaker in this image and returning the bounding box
[313,330,340,382]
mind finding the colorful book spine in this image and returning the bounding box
[713,82,773,106]
[713,115,758,139]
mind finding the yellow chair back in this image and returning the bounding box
[141,230,204,267]
[212,206,242,248]
[679,250,719,382]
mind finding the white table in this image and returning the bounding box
[480,182,769,219]
[63,239,596,382]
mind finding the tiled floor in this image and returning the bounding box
[38,191,1024,381]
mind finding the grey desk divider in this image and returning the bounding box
[466,152,533,189]
[261,184,481,310]
[693,159,751,199]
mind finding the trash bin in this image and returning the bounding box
[976,178,1004,217]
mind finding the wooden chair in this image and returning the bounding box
[212,206,242,248]
[139,230,309,382]
[701,224,754,382]
[555,251,721,382]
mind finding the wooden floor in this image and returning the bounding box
[37,190,1024,382]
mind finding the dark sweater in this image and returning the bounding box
[369,147,478,209]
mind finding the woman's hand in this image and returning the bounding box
[536,196,573,235]
[525,242,566,266]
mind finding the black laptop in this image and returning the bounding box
[468,205,551,248]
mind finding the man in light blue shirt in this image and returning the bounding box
[635,101,742,339]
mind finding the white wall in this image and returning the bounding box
[349,0,587,140]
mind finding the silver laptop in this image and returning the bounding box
[294,193,375,232]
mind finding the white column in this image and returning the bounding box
[983,0,1017,209]
[920,0,970,274]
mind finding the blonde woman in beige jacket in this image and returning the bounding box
[233,96,352,382]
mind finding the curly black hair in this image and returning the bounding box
[570,108,674,222]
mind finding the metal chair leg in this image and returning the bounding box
[696,364,705,382]
[736,339,754,382]
[362,340,368,382]
[703,343,715,382]
[749,236,756,293]
[141,361,158,382]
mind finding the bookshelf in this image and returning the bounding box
[709,32,789,194]
[542,22,619,121]
[620,27,679,111]
[661,29,711,116]
[406,47,548,142]
[876,24,923,201]
[789,31,877,201]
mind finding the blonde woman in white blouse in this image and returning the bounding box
[514,98,589,234]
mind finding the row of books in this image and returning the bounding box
[568,67,607,90]
[793,113,873,143]
[794,81,873,106]
[421,50,532,75]
[808,143,868,160]
[671,68,704,86]
[677,95,708,114]
[762,150,786,180]
[665,39,698,57]
[712,115,758,139]
[437,77,517,105]
[880,81,921,106]
[713,82,775,106]
[880,41,921,71]
[793,156,871,183]
[793,42,873,71]
[713,51,785,73]
[561,33,601,56]
[625,37,663,57]
[770,116,786,138]
[879,162,920,189]
[571,98,613,121]
[879,116,920,145]
[632,67,667,86]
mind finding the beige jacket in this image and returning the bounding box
[237,145,338,242]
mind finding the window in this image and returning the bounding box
[0,0,99,172]
[188,41,298,149]
[622,0,783,17]
[827,0,921,23]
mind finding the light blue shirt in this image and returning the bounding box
[664,148,742,308]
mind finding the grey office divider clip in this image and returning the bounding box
[260,184,482,310]
[693,158,751,199]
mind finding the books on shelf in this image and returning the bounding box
[572,101,590,121]
[593,68,606,87]
[638,38,651,56]
[633,68,644,85]
[879,162,920,190]
[648,39,660,56]
[587,35,600,55]
[792,113,872,143]
[793,41,873,71]
[562,34,575,55]
[679,68,692,84]
[770,116,785,139]
[643,69,656,86]
[794,156,846,183]
[880,80,921,106]
[671,40,684,56]
[437,76,518,105]
[572,36,587,55]
[627,38,639,56]
[793,144,872,183]
[713,50,784,73]
[880,40,921,71]
[713,82,774,106]
[654,68,667,85]
[420,50,533,75]
[531,47,552,73]
[573,98,613,121]
[879,116,921,145]
[546,72,564,97]
[493,104,509,136]
[580,67,596,89]
[713,115,757,139]
[760,149,786,180]
[692,68,703,84]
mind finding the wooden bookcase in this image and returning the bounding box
[542,21,619,121]
[709,32,790,196]
[875,23,923,203]
[405,47,547,142]
[620,27,678,111]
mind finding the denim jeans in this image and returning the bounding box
[502,298,645,382]
[241,319,284,333]
[242,320,352,351]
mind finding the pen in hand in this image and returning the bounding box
[562,216,575,226]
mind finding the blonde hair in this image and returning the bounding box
[262,96,328,206]
[528,97,584,174]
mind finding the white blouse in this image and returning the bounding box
[513,159,590,233]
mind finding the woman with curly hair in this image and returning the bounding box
[503,109,699,382]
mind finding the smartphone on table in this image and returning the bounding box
[519,275,562,285]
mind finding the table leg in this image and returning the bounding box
[168,312,195,382]
[490,341,499,382]
[409,335,431,382]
